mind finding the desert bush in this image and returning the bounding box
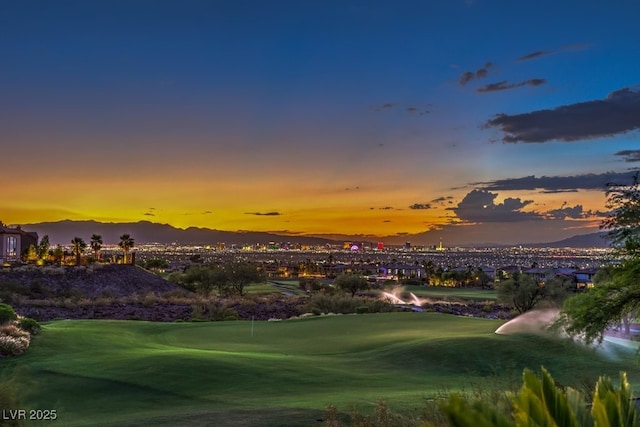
[142,292,158,307]
[0,280,32,305]
[0,304,17,324]
[308,294,395,315]
[18,317,40,335]
[0,325,29,339]
[0,335,30,356]
[191,303,239,321]
[323,400,415,427]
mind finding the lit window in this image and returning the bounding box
[6,236,17,257]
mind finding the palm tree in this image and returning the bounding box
[90,234,103,262]
[118,234,135,264]
[70,237,87,266]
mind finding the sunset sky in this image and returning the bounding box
[2,0,640,245]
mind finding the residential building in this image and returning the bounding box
[0,222,38,264]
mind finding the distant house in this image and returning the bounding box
[574,268,599,289]
[0,222,38,264]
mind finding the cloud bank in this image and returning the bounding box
[485,87,640,143]
[472,171,640,192]
[449,189,539,222]
[615,149,640,162]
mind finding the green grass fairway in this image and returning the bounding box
[3,313,639,426]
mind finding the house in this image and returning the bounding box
[574,268,599,289]
[0,222,38,264]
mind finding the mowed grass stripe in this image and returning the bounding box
[2,313,639,427]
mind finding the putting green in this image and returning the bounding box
[3,313,638,426]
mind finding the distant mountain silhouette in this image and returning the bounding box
[521,232,610,248]
[18,220,611,248]
[20,220,338,246]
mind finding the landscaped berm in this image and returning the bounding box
[2,312,640,427]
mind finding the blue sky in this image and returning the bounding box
[1,0,639,245]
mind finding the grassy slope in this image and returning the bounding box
[3,313,638,426]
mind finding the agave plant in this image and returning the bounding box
[442,367,638,427]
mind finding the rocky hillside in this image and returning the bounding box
[0,264,183,298]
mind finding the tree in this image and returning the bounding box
[37,235,50,261]
[422,260,436,285]
[335,272,369,297]
[118,234,135,264]
[224,261,265,296]
[559,173,640,342]
[601,172,640,256]
[176,265,223,295]
[70,237,87,266]
[90,234,103,261]
[52,244,64,265]
[145,258,169,271]
[169,262,265,296]
[495,271,544,314]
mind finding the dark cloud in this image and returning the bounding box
[473,171,640,192]
[450,189,540,223]
[477,78,546,93]
[546,205,587,220]
[540,189,579,194]
[484,87,640,143]
[374,103,431,116]
[431,196,454,203]
[615,149,640,162]
[373,102,396,111]
[244,212,282,216]
[409,203,432,210]
[459,71,475,86]
[459,62,493,86]
[517,50,553,62]
[383,220,391,223]
[143,212,155,216]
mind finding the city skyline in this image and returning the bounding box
[2,1,640,245]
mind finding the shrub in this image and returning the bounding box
[441,367,638,427]
[191,303,239,321]
[307,294,395,315]
[18,318,40,335]
[0,325,29,339]
[0,335,30,356]
[0,304,17,324]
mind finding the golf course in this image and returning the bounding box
[3,312,640,426]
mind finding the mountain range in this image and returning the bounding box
[17,220,611,249]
